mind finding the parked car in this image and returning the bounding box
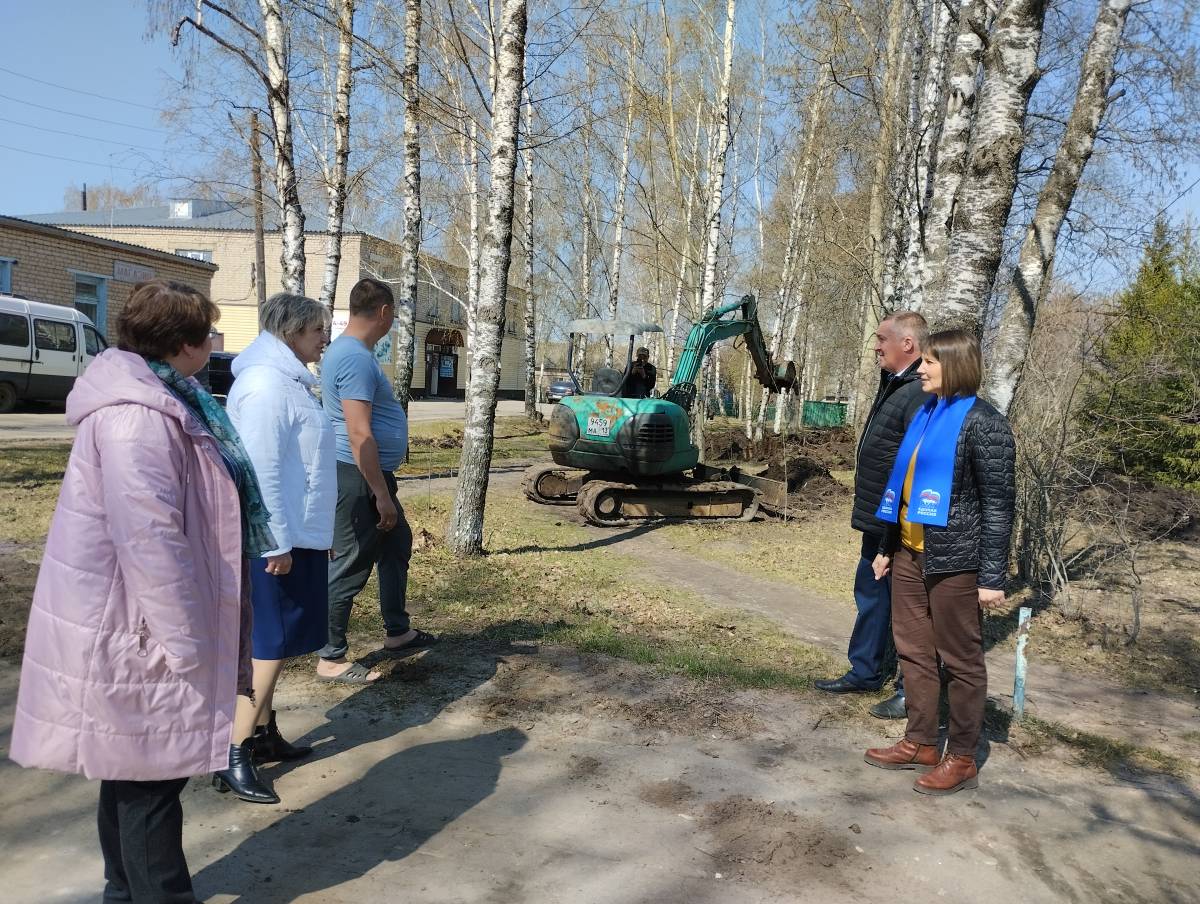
[546,378,576,404]
[0,295,108,413]
[197,350,236,400]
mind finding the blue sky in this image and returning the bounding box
[0,2,196,215]
[2,0,1198,275]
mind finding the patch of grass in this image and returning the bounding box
[655,507,859,598]
[346,489,841,694]
[400,417,548,475]
[0,444,70,544]
[1016,714,1194,778]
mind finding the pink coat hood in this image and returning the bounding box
[10,349,252,780]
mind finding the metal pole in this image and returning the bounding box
[1013,605,1032,720]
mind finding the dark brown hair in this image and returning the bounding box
[349,278,394,317]
[925,329,983,398]
[117,280,220,359]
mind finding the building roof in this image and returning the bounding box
[0,216,219,271]
[16,199,354,235]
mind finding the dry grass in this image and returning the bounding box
[348,490,843,694]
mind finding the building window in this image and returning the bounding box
[71,272,108,332]
[507,304,519,335]
[450,298,463,323]
[0,258,13,294]
[175,249,213,262]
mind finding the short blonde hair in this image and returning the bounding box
[925,329,982,398]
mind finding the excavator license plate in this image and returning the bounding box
[585,416,612,437]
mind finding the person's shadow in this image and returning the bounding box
[192,624,540,902]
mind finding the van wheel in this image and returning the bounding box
[0,382,16,414]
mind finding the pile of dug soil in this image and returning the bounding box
[1078,474,1199,540]
[703,424,856,472]
[761,456,850,511]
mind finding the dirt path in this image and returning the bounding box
[593,525,1200,767]
[3,647,1198,904]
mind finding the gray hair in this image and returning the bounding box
[882,310,929,352]
[260,292,330,342]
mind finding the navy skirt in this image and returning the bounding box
[249,547,329,659]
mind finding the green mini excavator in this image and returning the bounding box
[523,294,796,525]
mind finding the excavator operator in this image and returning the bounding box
[625,347,657,398]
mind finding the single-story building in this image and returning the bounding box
[0,215,217,339]
[20,200,529,399]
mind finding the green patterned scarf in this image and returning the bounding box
[147,359,277,559]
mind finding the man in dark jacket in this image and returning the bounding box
[815,311,930,718]
[625,347,657,398]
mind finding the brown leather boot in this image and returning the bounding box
[864,738,940,771]
[913,753,979,795]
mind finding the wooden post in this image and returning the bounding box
[1013,605,1032,719]
[249,110,268,324]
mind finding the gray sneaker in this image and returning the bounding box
[870,692,907,720]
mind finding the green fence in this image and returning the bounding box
[801,400,847,427]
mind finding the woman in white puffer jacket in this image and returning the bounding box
[223,292,335,804]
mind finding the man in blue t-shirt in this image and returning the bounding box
[316,278,437,683]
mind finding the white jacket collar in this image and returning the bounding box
[231,330,316,387]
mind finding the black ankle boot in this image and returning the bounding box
[212,739,280,804]
[252,710,313,763]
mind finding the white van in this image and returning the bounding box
[0,295,108,413]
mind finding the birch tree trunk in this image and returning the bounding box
[464,118,481,397]
[986,0,1132,412]
[319,0,355,312]
[901,0,953,309]
[394,0,421,408]
[696,0,737,319]
[922,0,994,304]
[259,0,306,294]
[604,51,636,367]
[448,0,527,557]
[933,0,1049,333]
[850,0,908,426]
[522,91,538,418]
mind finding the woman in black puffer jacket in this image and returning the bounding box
[861,329,1016,795]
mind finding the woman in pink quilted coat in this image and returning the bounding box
[10,280,275,903]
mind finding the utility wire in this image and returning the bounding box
[0,143,139,172]
[0,116,162,152]
[0,93,167,133]
[0,65,162,110]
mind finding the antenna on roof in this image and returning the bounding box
[81,183,88,211]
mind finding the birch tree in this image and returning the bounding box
[318,0,356,311]
[696,0,737,319]
[394,0,422,407]
[171,0,307,293]
[985,0,1133,412]
[929,0,1049,332]
[921,0,992,303]
[604,45,637,367]
[523,91,538,418]
[448,0,528,557]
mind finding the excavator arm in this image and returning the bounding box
[663,295,796,412]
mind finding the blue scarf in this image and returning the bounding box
[876,395,977,527]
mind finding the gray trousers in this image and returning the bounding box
[319,460,413,661]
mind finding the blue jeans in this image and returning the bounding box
[845,532,903,692]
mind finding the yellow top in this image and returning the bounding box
[899,443,925,553]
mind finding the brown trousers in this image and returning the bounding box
[890,546,987,756]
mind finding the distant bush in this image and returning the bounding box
[1078,222,1200,491]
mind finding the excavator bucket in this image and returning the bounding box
[772,362,798,391]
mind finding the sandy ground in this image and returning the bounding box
[1,468,1198,903]
[2,650,1197,904]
